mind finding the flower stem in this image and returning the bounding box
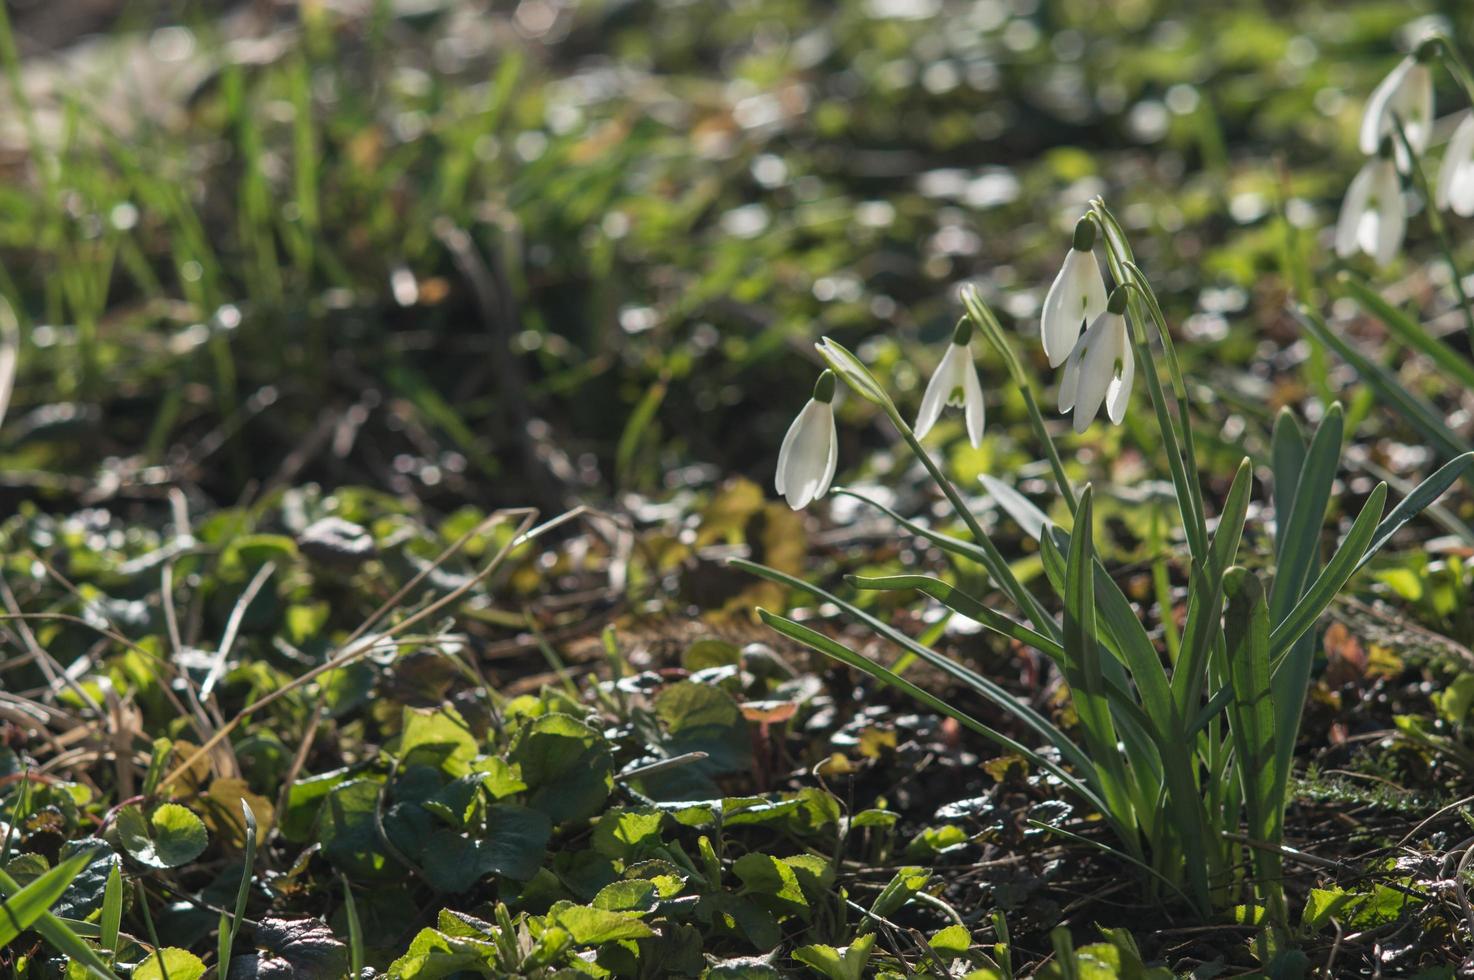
[1391,113,1474,349]
[960,287,1078,513]
[1088,201,1210,562]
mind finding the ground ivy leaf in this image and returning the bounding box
[509,713,613,825]
[791,933,876,980]
[928,923,971,956]
[548,900,656,944]
[135,948,207,980]
[592,879,659,914]
[591,807,664,858]
[318,778,393,879]
[733,853,809,916]
[398,706,479,775]
[418,804,551,891]
[114,803,208,869]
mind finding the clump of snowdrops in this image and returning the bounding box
[739,198,1473,933]
[1309,27,1474,471]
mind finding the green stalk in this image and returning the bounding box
[1087,202,1210,561]
[960,288,1078,513]
[817,338,1060,639]
[1390,113,1474,347]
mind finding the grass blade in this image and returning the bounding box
[0,848,101,950]
[343,874,364,978]
[100,861,122,954]
[0,863,119,978]
[219,799,259,969]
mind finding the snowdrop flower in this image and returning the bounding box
[1335,142,1405,267]
[1059,287,1134,434]
[1359,42,1436,162]
[914,319,985,448]
[1040,217,1108,368]
[1436,112,1474,216]
[775,370,839,510]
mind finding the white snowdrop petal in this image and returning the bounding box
[962,353,986,448]
[1058,330,1087,413]
[1335,163,1376,260]
[1041,250,1101,367]
[1360,57,1412,156]
[777,399,838,509]
[914,353,953,439]
[1437,115,1474,212]
[1371,161,1405,267]
[1071,313,1119,433]
[1106,320,1135,425]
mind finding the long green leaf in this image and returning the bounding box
[1341,273,1474,391]
[1268,402,1343,626]
[1267,482,1386,800]
[1061,489,1138,842]
[1293,305,1471,460]
[1208,458,1253,579]
[1037,525,1171,737]
[0,849,100,950]
[755,608,1117,832]
[1270,409,1306,561]
[1269,482,1387,660]
[732,558,1092,777]
[1357,452,1474,572]
[1222,567,1285,925]
[835,488,996,567]
[845,574,1060,657]
[847,571,1155,736]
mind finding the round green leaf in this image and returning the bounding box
[115,803,208,869]
[135,948,207,980]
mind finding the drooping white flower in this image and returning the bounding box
[1359,47,1435,162]
[1059,287,1134,434]
[775,370,839,510]
[1334,149,1405,267]
[1436,112,1474,216]
[1040,217,1108,368]
[914,319,985,448]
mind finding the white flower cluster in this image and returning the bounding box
[776,215,1135,510]
[1337,36,1474,265]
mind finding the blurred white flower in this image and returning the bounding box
[1040,217,1108,368]
[1359,49,1434,163]
[1335,153,1405,266]
[775,371,839,510]
[915,320,985,448]
[1059,288,1134,433]
[1436,113,1474,216]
